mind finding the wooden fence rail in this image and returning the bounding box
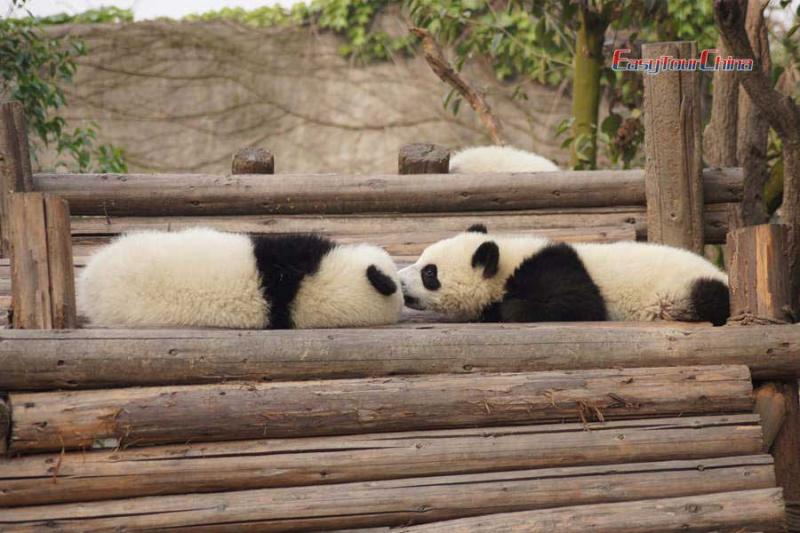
[31,168,742,216]
[0,323,795,391]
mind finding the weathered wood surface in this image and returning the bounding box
[772,380,800,530]
[398,488,786,532]
[7,365,752,453]
[0,101,33,255]
[65,202,736,244]
[32,167,742,216]
[398,143,449,174]
[728,224,793,322]
[643,41,705,254]
[231,147,274,175]
[755,383,787,452]
[0,398,8,455]
[0,324,796,391]
[0,456,776,532]
[0,414,763,507]
[8,193,77,329]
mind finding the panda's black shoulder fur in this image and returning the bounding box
[251,233,335,329]
[480,242,607,323]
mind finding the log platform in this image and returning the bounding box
[2,37,800,531]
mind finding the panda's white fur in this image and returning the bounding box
[449,145,560,173]
[398,231,728,324]
[78,228,403,329]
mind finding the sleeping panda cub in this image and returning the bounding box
[399,225,730,326]
[78,228,403,329]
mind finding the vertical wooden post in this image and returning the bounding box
[9,193,77,329]
[727,223,800,527]
[0,398,8,455]
[398,143,450,174]
[0,101,33,256]
[231,147,274,175]
[642,42,704,254]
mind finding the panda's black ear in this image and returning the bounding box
[467,224,488,234]
[366,265,398,296]
[472,241,499,278]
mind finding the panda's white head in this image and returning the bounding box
[291,242,404,328]
[398,224,508,320]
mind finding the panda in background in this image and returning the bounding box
[398,225,730,326]
[78,228,403,329]
[449,145,560,173]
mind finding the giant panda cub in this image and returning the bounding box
[449,145,560,173]
[398,225,730,326]
[78,228,403,329]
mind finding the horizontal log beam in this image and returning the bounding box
[67,202,736,246]
[399,488,786,532]
[32,168,743,216]
[0,414,762,507]
[7,365,752,453]
[0,324,795,391]
[0,456,776,532]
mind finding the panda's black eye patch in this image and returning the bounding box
[421,264,441,291]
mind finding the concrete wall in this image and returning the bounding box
[49,20,570,174]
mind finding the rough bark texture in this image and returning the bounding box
[737,0,772,225]
[7,365,753,453]
[8,194,77,329]
[0,456,776,532]
[0,102,32,256]
[0,415,762,507]
[772,380,800,530]
[704,38,740,167]
[398,143,450,174]
[1,324,799,391]
[715,0,800,314]
[755,383,787,451]
[727,224,793,323]
[642,41,705,254]
[230,147,274,175]
[30,168,743,216]
[397,489,786,533]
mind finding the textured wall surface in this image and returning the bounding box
[48,20,570,174]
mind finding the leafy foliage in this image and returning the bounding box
[36,7,134,25]
[1,3,127,172]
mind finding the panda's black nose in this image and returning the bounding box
[404,294,419,307]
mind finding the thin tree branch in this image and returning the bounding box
[409,26,504,145]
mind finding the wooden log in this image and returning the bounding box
[0,414,763,507]
[6,365,753,453]
[398,488,786,532]
[772,380,800,528]
[0,324,796,391]
[0,456,776,532]
[66,202,736,245]
[728,224,793,323]
[8,193,77,329]
[0,102,33,256]
[755,383,787,452]
[231,147,274,175]
[643,41,705,254]
[0,398,8,455]
[31,167,742,216]
[398,143,450,174]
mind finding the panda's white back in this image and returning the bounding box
[573,241,727,321]
[449,145,560,173]
[78,228,268,328]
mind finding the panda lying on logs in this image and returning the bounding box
[398,225,730,326]
[78,228,403,329]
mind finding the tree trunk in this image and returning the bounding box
[570,7,607,169]
[704,38,740,167]
[738,0,772,225]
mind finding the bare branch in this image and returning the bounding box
[409,26,504,145]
